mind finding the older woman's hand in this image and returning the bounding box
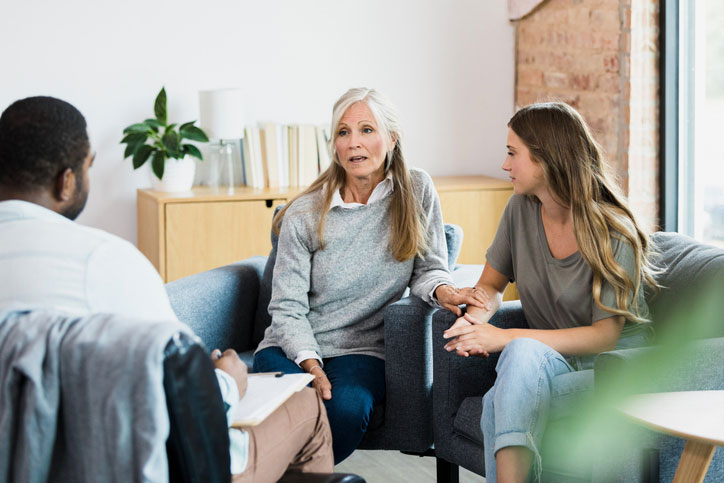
[300,358,332,400]
[435,284,491,316]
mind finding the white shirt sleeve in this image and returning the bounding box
[294,350,323,368]
[214,369,249,475]
[85,238,178,322]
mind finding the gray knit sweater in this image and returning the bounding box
[256,168,453,360]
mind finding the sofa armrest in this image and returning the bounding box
[432,301,527,458]
[594,336,724,394]
[375,295,437,452]
[165,257,267,353]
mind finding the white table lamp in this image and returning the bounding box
[199,88,245,193]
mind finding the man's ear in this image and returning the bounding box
[55,168,76,202]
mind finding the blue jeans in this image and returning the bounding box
[481,332,653,482]
[253,347,385,464]
[481,338,573,483]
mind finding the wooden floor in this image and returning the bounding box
[335,450,484,483]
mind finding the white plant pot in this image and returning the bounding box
[150,156,196,192]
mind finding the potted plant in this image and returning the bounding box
[121,87,209,192]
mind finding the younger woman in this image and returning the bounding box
[443,102,658,482]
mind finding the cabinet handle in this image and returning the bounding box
[265,199,274,208]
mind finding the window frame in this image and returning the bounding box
[659,0,679,232]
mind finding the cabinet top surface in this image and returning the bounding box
[137,175,511,203]
[137,185,304,203]
[432,175,512,191]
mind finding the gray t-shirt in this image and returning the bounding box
[486,195,649,336]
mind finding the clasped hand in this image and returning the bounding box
[443,312,510,358]
[435,284,491,316]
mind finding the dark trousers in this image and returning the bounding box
[253,346,385,464]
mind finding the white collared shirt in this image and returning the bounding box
[328,175,394,210]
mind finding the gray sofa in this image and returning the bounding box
[165,223,467,466]
[431,231,724,482]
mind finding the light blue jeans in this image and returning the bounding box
[481,331,652,482]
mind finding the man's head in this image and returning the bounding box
[0,96,93,219]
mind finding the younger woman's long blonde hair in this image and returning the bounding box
[509,102,658,322]
[272,87,428,261]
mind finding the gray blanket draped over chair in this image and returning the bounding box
[0,310,189,483]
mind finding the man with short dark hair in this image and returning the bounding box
[0,96,175,318]
[0,96,333,481]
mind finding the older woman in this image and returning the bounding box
[253,87,488,463]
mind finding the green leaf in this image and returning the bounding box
[123,123,151,134]
[180,125,209,142]
[183,144,203,160]
[179,121,195,131]
[164,123,177,133]
[144,118,163,129]
[162,131,180,157]
[132,145,154,169]
[154,87,167,125]
[121,132,148,145]
[124,142,143,159]
[151,151,165,180]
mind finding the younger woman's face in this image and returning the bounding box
[502,128,545,196]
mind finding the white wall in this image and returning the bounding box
[0,0,514,244]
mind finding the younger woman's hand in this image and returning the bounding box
[442,314,512,358]
[435,285,491,316]
[300,359,332,400]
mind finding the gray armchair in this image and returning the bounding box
[166,222,467,469]
[431,232,724,482]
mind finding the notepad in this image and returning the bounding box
[231,373,314,427]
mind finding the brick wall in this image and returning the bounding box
[514,0,659,230]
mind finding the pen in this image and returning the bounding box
[252,372,285,378]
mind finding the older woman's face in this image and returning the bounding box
[335,102,390,181]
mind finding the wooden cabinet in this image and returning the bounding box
[138,186,300,282]
[433,176,517,300]
[433,176,513,265]
[138,176,515,291]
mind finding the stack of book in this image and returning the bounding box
[241,123,332,189]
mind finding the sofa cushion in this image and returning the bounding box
[444,223,463,270]
[648,232,724,316]
[453,397,484,445]
[646,232,724,341]
[251,209,281,348]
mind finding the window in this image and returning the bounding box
[664,0,724,246]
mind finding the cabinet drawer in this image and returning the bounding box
[165,199,284,281]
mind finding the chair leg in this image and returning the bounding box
[436,457,459,483]
[642,448,660,483]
